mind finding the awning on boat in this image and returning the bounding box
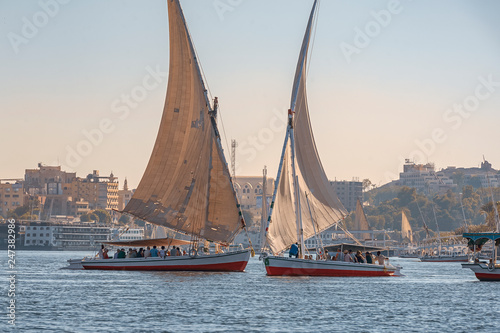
[463,233,500,251]
[101,238,191,248]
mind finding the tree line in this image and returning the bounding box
[358,185,500,240]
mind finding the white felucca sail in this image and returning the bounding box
[401,211,413,243]
[123,0,246,245]
[265,0,348,255]
[354,199,371,241]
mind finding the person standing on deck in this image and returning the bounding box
[289,243,299,258]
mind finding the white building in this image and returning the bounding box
[397,160,456,193]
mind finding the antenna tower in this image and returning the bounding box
[231,139,237,178]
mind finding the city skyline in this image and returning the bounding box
[2,0,500,189]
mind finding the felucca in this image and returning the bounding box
[261,0,401,277]
[68,0,253,271]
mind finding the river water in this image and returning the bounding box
[1,251,499,332]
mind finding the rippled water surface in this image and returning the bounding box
[1,251,499,332]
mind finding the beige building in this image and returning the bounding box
[24,165,119,217]
[67,170,119,212]
[25,163,76,195]
[0,181,25,217]
[234,176,275,227]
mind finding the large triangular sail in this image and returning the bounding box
[354,199,371,241]
[266,0,348,254]
[122,0,243,244]
[401,211,413,243]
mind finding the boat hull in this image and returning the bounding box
[462,263,500,281]
[72,250,250,272]
[419,255,468,262]
[263,256,401,277]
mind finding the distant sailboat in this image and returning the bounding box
[401,211,413,244]
[353,199,371,242]
[261,0,400,277]
[398,211,418,258]
[69,0,251,271]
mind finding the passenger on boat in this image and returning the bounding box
[334,248,344,261]
[289,243,299,258]
[348,249,357,262]
[159,246,166,258]
[117,249,126,259]
[365,252,373,264]
[170,247,178,256]
[103,248,109,259]
[98,245,105,259]
[113,249,120,259]
[176,247,182,256]
[323,250,330,260]
[129,248,137,258]
[150,245,159,257]
[137,248,144,257]
[355,250,365,263]
[182,249,187,256]
[344,250,353,262]
[375,251,386,265]
[144,246,151,258]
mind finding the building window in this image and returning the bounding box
[27,233,30,237]
[46,233,49,237]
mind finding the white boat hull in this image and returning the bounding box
[419,255,468,262]
[263,256,401,277]
[66,250,250,272]
[462,263,500,281]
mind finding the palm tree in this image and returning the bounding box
[480,201,500,229]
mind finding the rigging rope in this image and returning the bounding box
[189,32,232,156]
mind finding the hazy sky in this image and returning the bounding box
[1,0,500,189]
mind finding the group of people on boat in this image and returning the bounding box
[293,245,387,265]
[322,249,386,265]
[98,245,186,259]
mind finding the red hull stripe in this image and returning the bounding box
[83,261,248,272]
[475,272,500,281]
[265,266,395,277]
